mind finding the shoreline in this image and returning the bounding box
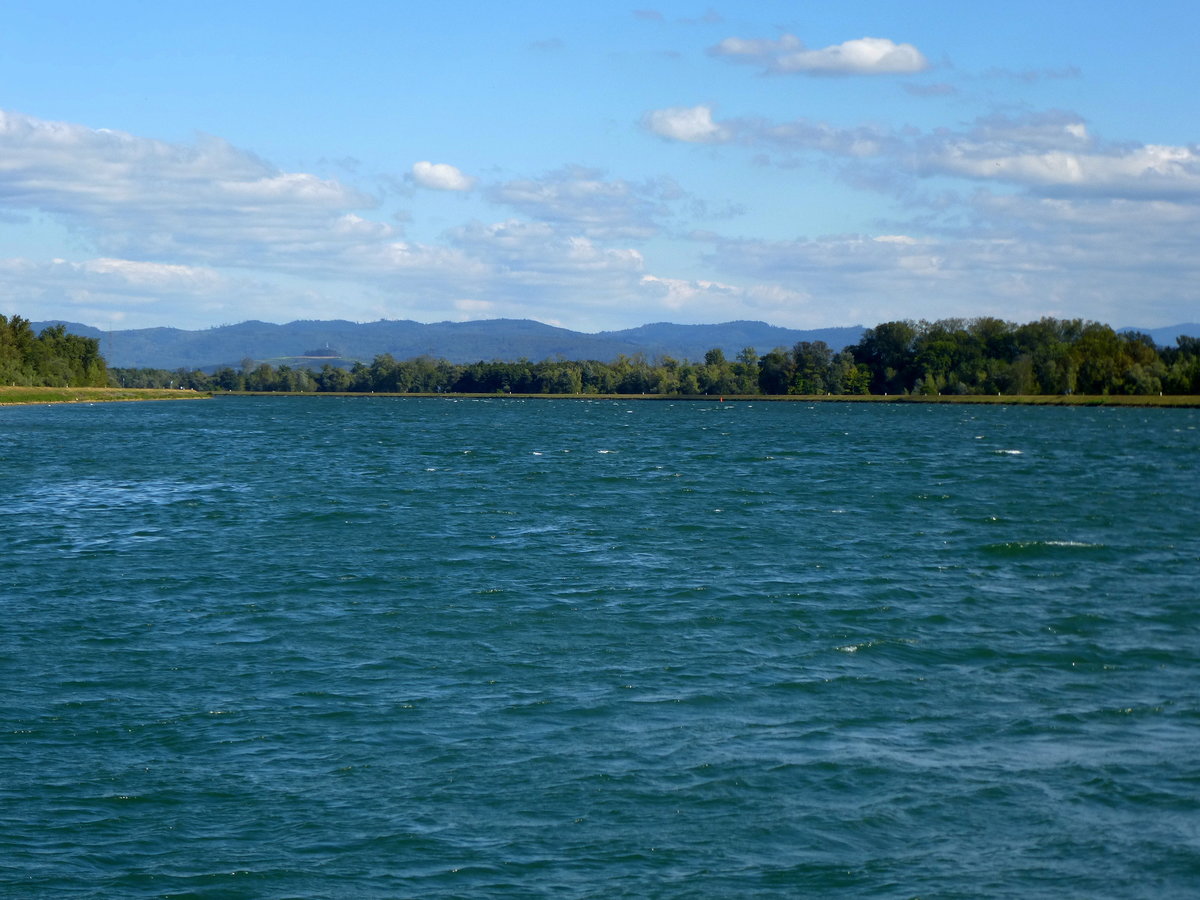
[0,387,213,406]
[223,391,1200,408]
[4,386,1197,408]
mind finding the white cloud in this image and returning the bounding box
[639,274,812,322]
[0,109,375,268]
[781,37,929,75]
[695,194,1200,328]
[487,167,682,239]
[710,34,928,76]
[754,118,894,157]
[642,105,731,143]
[0,109,679,329]
[410,161,477,192]
[78,257,224,289]
[710,34,801,60]
[641,105,898,157]
[5,97,1197,335]
[642,104,1200,206]
[889,113,1200,200]
[449,219,645,279]
[0,255,236,326]
[0,256,225,293]
[927,142,1200,197]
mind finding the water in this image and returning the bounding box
[2,396,1198,898]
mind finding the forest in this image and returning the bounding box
[109,317,1200,397]
[0,315,109,387]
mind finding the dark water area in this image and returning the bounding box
[2,396,1198,898]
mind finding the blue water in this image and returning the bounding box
[2,397,1198,898]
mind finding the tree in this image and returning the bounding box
[758,347,792,395]
[0,317,107,387]
[790,341,834,394]
[699,348,737,394]
[733,347,760,394]
[850,321,918,393]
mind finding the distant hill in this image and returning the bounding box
[596,322,864,364]
[30,318,867,370]
[1121,323,1200,346]
[30,317,1199,371]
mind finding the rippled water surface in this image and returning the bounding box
[2,396,1198,897]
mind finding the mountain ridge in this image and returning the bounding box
[27,317,1200,371]
[30,318,867,370]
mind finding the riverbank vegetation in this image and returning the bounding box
[0,386,207,405]
[111,317,1200,398]
[1,316,108,387]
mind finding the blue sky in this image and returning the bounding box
[1,1,1198,332]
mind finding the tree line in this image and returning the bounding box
[108,317,1200,397]
[0,316,108,387]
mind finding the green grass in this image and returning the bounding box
[0,386,212,405]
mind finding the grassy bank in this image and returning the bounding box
[226,391,1200,407]
[0,386,212,406]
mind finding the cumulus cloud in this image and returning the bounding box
[639,274,811,320]
[0,109,376,268]
[0,108,677,329]
[643,104,1200,206]
[930,144,1200,197]
[410,161,477,192]
[0,255,236,325]
[487,167,683,239]
[710,34,929,75]
[694,189,1200,328]
[0,111,367,217]
[753,118,895,158]
[77,257,225,289]
[912,113,1200,199]
[634,92,1200,327]
[642,105,731,143]
[8,96,1196,334]
[0,256,224,293]
[307,217,651,325]
[449,219,644,280]
[642,105,900,161]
